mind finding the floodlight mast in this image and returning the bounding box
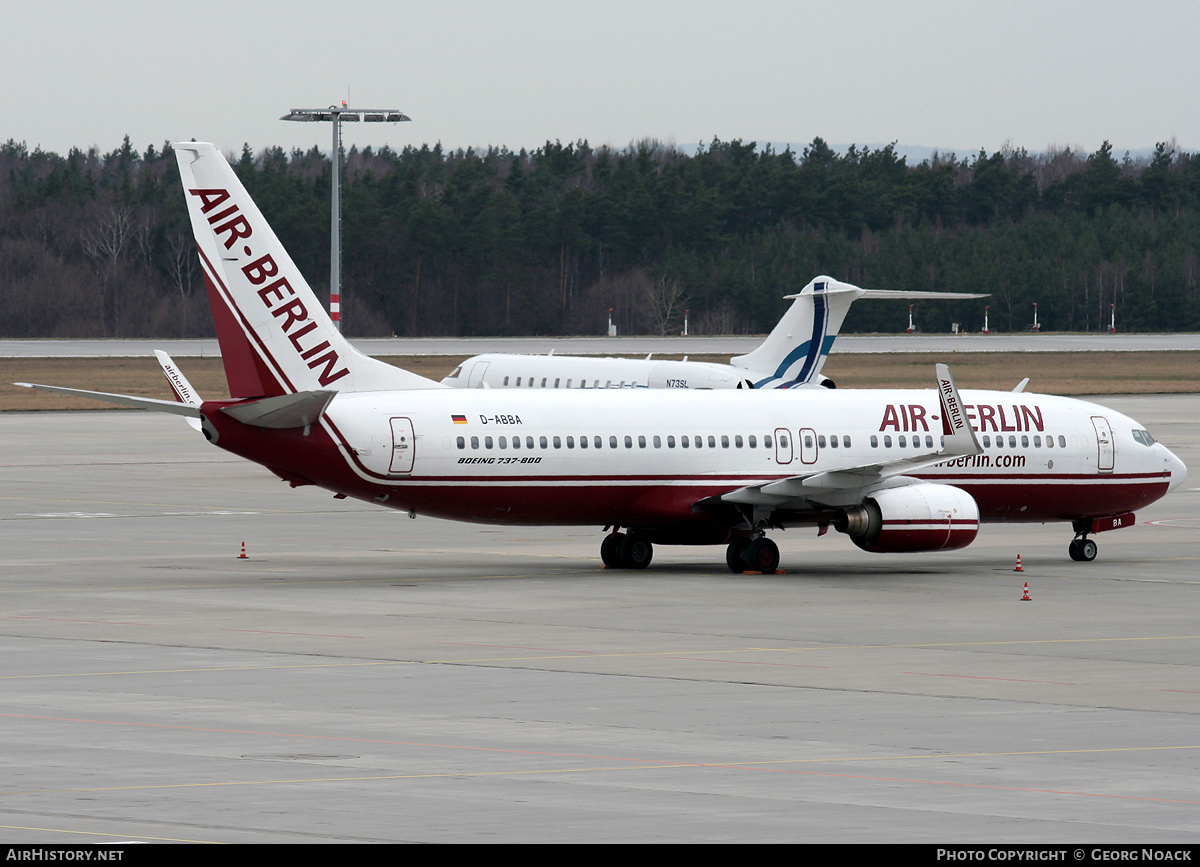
[281,103,412,331]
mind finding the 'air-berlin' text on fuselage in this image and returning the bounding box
[188,188,349,387]
[880,403,1046,433]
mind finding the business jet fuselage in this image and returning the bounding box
[440,279,986,392]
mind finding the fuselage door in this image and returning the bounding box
[774,427,793,465]
[1091,415,1114,473]
[389,416,415,474]
[799,427,818,464]
[467,362,490,389]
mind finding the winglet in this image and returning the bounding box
[155,351,203,430]
[936,363,982,457]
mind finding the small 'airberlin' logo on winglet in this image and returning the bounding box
[939,377,964,437]
[189,188,349,387]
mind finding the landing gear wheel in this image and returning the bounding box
[618,533,653,570]
[601,532,625,568]
[744,537,780,573]
[1068,538,1098,562]
[726,538,752,573]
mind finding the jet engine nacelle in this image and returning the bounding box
[837,483,979,553]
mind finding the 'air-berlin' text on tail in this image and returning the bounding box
[174,142,441,398]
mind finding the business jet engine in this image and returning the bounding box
[835,484,980,553]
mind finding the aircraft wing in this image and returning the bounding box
[13,382,202,417]
[712,363,982,508]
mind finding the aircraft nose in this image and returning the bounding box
[1166,447,1188,492]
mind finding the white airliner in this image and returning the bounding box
[17,143,1186,573]
[441,279,986,391]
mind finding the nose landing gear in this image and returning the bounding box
[1068,536,1097,562]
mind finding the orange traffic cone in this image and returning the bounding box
[238,542,248,560]
[1014,553,1023,572]
[1021,582,1031,601]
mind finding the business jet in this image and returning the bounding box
[441,279,986,391]
[16,143,1186,574]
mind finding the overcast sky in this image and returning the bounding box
[4,0,1198,161]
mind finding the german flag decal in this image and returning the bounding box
[451,414,468,424]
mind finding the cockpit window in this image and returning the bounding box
[1131,429,1157,446]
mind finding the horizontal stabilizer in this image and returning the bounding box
[857,289,988,300]
[220,390,336,429]
[13,382,201,417]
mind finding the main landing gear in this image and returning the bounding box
[600,530,653,570]
[725,535,779,573]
